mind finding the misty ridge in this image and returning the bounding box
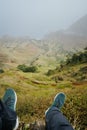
[0,14,87,68]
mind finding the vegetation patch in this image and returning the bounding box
[0,69,4,74]
[66,48,87,65]
[17,64,38,73]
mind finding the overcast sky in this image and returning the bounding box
[0,0,87,39]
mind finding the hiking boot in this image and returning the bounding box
[2,88,17,111]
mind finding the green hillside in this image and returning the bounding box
[0,48,87,130]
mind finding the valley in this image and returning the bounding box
[0,14,87,130]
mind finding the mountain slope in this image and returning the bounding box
[0,37,44,67]
[0,14,87,68]
[44,14,87,50]
[67,14,87,36]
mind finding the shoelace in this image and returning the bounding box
[5,97,15,110]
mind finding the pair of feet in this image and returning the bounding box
[2,88,17,111]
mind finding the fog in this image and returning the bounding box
[0,0,87,39]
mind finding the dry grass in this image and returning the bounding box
[0,65,87,130]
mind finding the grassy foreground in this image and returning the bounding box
[0,65,87,130]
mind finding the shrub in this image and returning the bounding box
[0,69,4,73]
[46,69,55,76]
[17,64,26,71]
[17,64,37,73]
[66,50,87,65]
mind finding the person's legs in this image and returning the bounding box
[2,88,19,130]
